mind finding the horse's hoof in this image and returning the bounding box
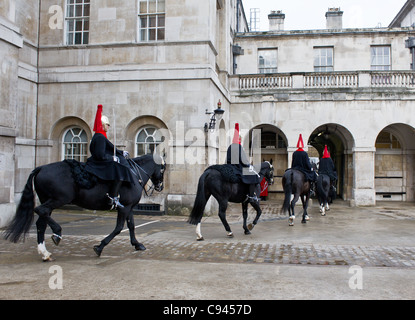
[42,256,55,262]
[93,245,102,257]
[135,243,146,251]
[301,220,307,224]
[51,234,62,246]
[244,230,251,235]
[321,211,326,216]
[196,237,204,241]
[227,232,234,238]
[305,215,310,221]
[289,216,295,226]
[247,223,254,231]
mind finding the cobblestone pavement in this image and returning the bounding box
[1,201,415,269]
[3,234,415,268]
[1,200,415,299]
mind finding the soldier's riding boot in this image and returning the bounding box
[106,180,124,210]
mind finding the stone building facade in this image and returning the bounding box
[1,0,415,226]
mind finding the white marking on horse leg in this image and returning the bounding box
[196,223,204,241]
[37,242,52,261]
[289,215,295,226]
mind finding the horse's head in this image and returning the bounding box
[261,161,274,185]
[151,153,166,192]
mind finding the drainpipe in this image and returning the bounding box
[405,37,415,70]
[35,0,41,167]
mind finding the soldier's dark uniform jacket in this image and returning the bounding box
[319,146,338,181]
[226,143,260,185]
[291,149,317,182]
[85,132,135,183]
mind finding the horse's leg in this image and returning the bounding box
[247,201,262,232]
[289,193,299,226]
[36,216,53,262]
[126,212,146,251]
[34,200,65,261]
[320,192,327,216]
[48,216,63,246]
[242,202,250,235]
[218,200,233,238]
[195,222,204,241]
[320,202,326,216]
[94,209,127,257]
[301,193,310,223]
[319,192,324,215]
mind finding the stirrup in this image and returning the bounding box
[106,193,125,210]
[245,194,259,204]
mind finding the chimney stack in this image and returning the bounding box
[268,10,285,31]
[326,8,343,29]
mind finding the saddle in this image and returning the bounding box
[64,159,98,189]
[208,164,241,183]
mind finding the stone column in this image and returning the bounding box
[0,17,23,227]
[352,147,376,206]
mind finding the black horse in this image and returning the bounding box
[188,162,274,240]
[316,173,330,216]
[281,169,311,226]
[3,154,165,261]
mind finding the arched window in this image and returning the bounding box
[62,127,88,161]
[375,131,401,149]
[136,126,163,156]
[260,131,287,149]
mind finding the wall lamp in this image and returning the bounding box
[204,100,225,132]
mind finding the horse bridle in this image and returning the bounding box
[263,161,274,185]
[127,158,165,196]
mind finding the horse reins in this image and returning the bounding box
[127,158,155,197]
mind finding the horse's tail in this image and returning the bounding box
[3,167,40,243]
[282,170,293,214]
[188,170,209,225]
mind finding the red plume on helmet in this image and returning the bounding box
[93,104,107,138]
[232,123,240,144]
[296,134,304,151]
[322,145,330,158]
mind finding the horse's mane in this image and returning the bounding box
[133,154,154,165]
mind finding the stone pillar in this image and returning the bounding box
[352,148,376,206]
[0,16,23,227]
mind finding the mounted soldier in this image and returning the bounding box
[291,134,317,196]
[85,104,135,209]
[226,123,260,204]
[318,145,338,191]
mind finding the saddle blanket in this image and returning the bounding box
[64,159,98,189]
[208,164,241,183]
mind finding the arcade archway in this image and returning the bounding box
[309,124,355,200]
[375,123,415,202]
[247,124,288,200]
